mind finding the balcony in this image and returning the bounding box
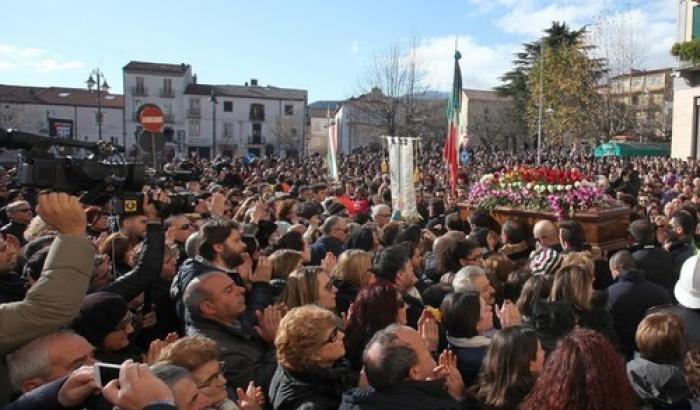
[249,112,265,121]
[164,113,175,123]
[131,86,148,96]
[187,109,201,119]
[248,135,266,145]
[160,89,175,98]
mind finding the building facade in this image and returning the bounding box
[601,68,673,141]
[671,0,700,158]
[123,61,308,159]
[458,89,516,148]
[307,101,340,154]
[0,84,124,145]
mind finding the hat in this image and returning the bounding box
[529,247,562,277]
[70,292,129,347]
[676,255,700,309]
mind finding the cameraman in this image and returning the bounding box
[0,193,94,405]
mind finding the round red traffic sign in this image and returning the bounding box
[139,105,164,133]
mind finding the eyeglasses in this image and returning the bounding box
[323,327,341,344]
[197,361,225,389]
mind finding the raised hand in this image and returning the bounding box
[208,192,227,216]
[236,381,264,410]
[57,366,100,407]
[252,255,272,283]
[496,299,522,328]
[102,360,173,410]
[418,309,439,352]
[320,252,337,274]
[254,305,282,344]
[237,253,253,283]
[37,192,86,236]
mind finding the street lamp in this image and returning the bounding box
[209,90,218,159]
[86,69,110,141]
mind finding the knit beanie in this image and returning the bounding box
[71,292,128,347]
[529,247,562,277]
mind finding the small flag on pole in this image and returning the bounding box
[444,49,462,194]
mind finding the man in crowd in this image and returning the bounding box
[1,200,32,245]
[309,215,347,265]
[371,204,392,228]
[627,219,674,293]
[666,210,696,286]
[164,214,197,266]
[532,220,562,252]
[373,244,423,328]
[183,271,279,393]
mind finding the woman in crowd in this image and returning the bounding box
[440,291,493,386]
[331,249,375,315]
[521,328,637,410]
[344,226,379,255]
[269,249,304,299]
[627,312,691,409]
[684,348,700,409]
[275,230,311,264]
[269,305,357,410]
[474,326,544,410]
[157,335,264,410]
[279,266,337,311]
[99,232,139,276]
[516,275,552,323]
[344,281,407,370]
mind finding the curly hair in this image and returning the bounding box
[521,328,636,410]
[275,305,337,372]
[684,348,700,399]
[156,335,219,370]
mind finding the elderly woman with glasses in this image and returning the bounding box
[269,305,357,410]
[157,335,264,410]
[279,266,337,310]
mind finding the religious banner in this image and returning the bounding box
[387,136,419,219]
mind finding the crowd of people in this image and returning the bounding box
[0,142,700,410]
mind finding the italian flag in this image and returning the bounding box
[444,50,462,194]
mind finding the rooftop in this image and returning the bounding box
[463,88,512,102]
[185,83,307,101]
[0,84,124,108]
[123,61,191,75]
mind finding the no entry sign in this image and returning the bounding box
[139,105,164,133]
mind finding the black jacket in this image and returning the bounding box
[187,315,277,393]
[630,244,675,294]
[268,361,358,410]
[1,222,27,246]
[310,236,345,266]
[668,238,695,290]
[607,269,672,359]
[0,273,25,304]
[335,280,360,316]
[339,380,463,410]
[100,223,164,303]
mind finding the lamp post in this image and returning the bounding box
[86,69,110,141]
[209,90,218,159]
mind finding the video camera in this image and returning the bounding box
[0,129,200,217]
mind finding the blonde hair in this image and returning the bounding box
[279,267,323,309]
[561,252,594,276]
[24,216,55,242]
[550,264,594,311]
[270,249,304,280]
[157,335,219,370]
[275,305,337,372]
[332,250,372,287]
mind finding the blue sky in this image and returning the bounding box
[1,0,676,102]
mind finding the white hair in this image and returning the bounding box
[371,204,391,218]
[452,266,486,293]
[7,332,83,392]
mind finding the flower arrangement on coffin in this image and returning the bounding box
[467,166,617,219]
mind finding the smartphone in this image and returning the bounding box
[94,362,121,388]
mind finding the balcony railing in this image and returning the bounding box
[187,109,201,119]
[160,89,175,98]
[131,87,148,96]
[248,135,266,144]
[249,112,265,121]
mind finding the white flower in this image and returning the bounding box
[527,182,535,189]
[547,185,555,192]
[556,184,564,191]
[566,185,573,191]
[480,174,495,184]
[574,181,581,188]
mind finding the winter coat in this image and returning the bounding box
[0,235,94,405]
[310,236,345,266]
[187,316,277,393]
[630,244,675,294]
[447,335,491,387]
[339,380,462,410]
[607,269,672,359]
[668,238,695,289]
[0,273,25,304]
[627,357,691,410]
[268,361,358,410]
[334,280,360,316]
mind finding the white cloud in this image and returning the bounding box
[34,59,84,71]
[351,40,361,54]
[0,43,83,73]
[496,0,607,37]
[416,35,520,91]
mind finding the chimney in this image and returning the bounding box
[250,79,258,86]
[245,82,249,87]
[193,74,197,84]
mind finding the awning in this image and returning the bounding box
[594,142,670,158]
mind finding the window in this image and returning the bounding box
[189,120,200,136]
[694,6,700,39]
[135,77,146,95]
[162,78,173,96]
[223,122,234,137]
[223,101,233,112]
[284,104,294,115]
[291,127,298,137]
[250,104,265,121]
[252,123,262,138]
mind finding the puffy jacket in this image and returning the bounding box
[627,357,691,410]
[268,361,358,410]
[339,380,462,410]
